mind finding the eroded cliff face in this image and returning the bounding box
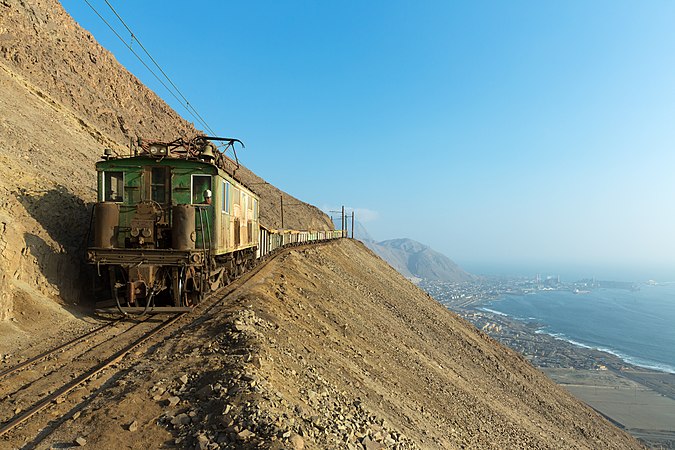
[0,0,331,324]
[229,239,641,449]
[0,62,96,326]
[0,0,192,146]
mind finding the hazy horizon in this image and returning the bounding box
[459,260,675,284]
[62,1,675,274]
[352,221,675,282]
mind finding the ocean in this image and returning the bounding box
[485,283,675,374]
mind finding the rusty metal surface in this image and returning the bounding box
[136,135,245,173]
[0,321,119,379]
[172,204,195,250]
[87,248,204,266]
[95,307,193,314]
[93,202,119,248]
[129,201,164,247]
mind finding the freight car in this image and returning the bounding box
[86,136,341,313]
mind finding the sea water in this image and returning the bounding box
[486,283,675,374]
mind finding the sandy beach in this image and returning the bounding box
[544,364,675,447]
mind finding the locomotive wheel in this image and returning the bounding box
[185,281,203,306]
[182,267,204,306]
[231,257,240,278]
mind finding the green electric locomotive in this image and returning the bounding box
[86,136,259,312]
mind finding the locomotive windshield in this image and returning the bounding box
[150,167,170,204]
[103,171,124,202]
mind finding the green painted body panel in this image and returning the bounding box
[95,156,259,254]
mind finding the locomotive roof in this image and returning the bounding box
[97,136,258,198]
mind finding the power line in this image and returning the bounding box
[82,0,218,137]
[101,0,217,136]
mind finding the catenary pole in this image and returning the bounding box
[341,206,345,238]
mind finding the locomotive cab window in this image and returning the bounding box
[103,171,124,202]
[233,187,241,206]
[151,167,170,204]
[191,175,212,204]
[222,181,231,214]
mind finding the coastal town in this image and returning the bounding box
[420,276,654,371]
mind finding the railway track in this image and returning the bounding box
[0,320,120,380]
[0,314,183,441]
[0,239,337,446]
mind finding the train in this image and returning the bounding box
[86,136,342,313]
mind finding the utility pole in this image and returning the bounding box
[330,206,353,238]
[341,206,345,238]
[280,194,284,229]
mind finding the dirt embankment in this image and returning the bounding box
[29,239,642,449]
[0,0,331,328]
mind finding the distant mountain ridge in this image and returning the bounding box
[363,237,476,283]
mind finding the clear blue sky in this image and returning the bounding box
[61,1,675,279]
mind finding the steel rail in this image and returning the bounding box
[0,314,184,437]
[0,320,120,379]
[1,318,152,401]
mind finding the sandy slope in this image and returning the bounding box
[16,240,641,449]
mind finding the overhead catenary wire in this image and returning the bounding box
[82,0,218,138]
[101,0,217,137]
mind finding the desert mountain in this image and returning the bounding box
[365,238,475,283]
[0,0,331,321]
[352,220,375,243]
[0,1,642,449]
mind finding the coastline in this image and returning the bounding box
[533,327,675,375]
[423,280,675,448]
[478,285,675,376]
[474,306,675,448]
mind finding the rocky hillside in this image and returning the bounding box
[365,238,475,283]
[17,239,641,449]
[0,0,331,323]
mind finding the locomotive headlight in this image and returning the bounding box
[148,143,168,156]
[131,228,140,237]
